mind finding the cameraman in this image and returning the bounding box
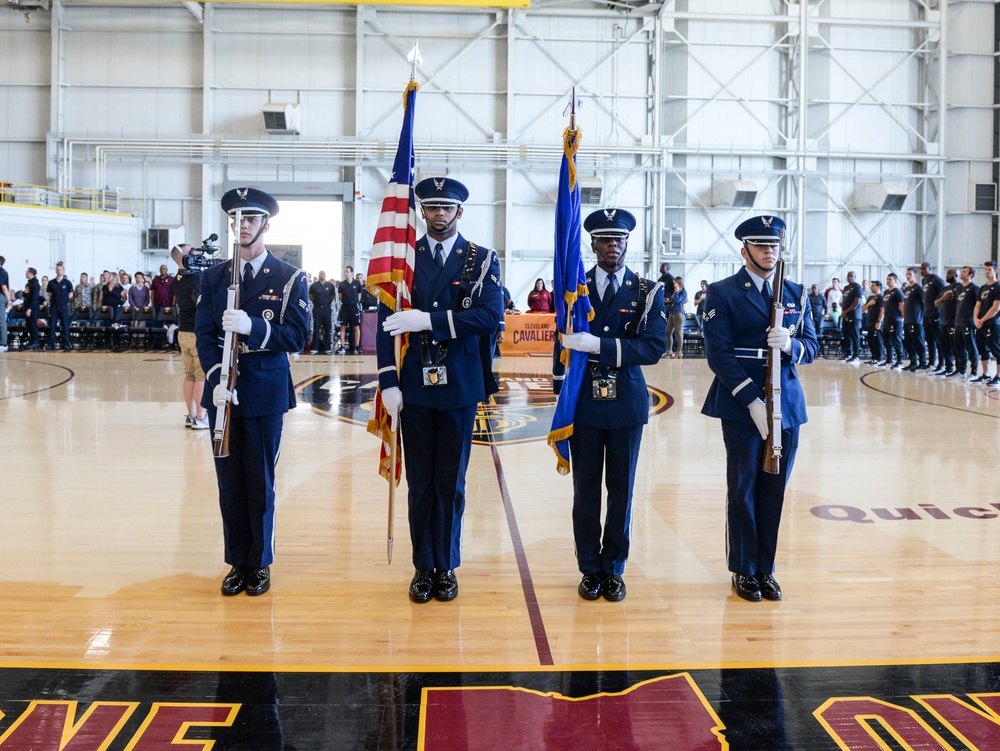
[171,244,208,430]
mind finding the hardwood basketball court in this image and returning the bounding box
[2,350,999,749]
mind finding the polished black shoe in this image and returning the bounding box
[755,573,782,601]
[577,573,604,600]
[433,569,459,602]
[602,574,627,602]
[24,344,39,351]
[221,566,248,596]
[246,566,270,596]
[732,574,762,602]
[409,569,435,603]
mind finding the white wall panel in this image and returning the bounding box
[0,2,992,285]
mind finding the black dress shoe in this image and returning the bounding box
[246,566,270,596]
[732,574,762,602]
[221,566,248,596]
[602,574,627,602]
[433,569,458,601]
[577,573,604,600]
[409,569,435,603]
[755,573,782,601]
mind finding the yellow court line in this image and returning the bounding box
[3,655,1000,674]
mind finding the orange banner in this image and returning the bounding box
[500,313,556,357]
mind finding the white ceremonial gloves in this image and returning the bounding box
[748,398,769,440]
[561,332,601,354]
[766,325,792,354]
[383,310,432,336]
[381,386,403,432]
[222,309,252,336]
[213,384,239,408]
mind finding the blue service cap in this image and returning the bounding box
[415,176,469,206]
[584,208,636,237]
[221,187,279,218]
[734,215,785,245]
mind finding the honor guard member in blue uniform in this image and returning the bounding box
[555,208,667,603]
[195,187,309,597]
[701,216,818,602]
[377,176,503,604]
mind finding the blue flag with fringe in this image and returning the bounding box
[547,126,593,475]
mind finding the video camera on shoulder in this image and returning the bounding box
[181,234,222,272]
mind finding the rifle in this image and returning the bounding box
[213,208,242,459]
[762,233,785,475]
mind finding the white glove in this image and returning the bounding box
[748,398,769,440]
[213,384,239,408]
[561,332,601,354]
[381,386,403,432]
[766,325,792,354]
[383,309,432,335]
[222,309,252,336]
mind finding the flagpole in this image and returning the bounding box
[385,43,422,565]
[565,87,578,336]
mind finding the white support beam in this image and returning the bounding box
[181,1,202,23]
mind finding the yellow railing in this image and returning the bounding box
[0,181,142,217]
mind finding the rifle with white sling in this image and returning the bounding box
[213,208,242,459]
[762,229,785,475]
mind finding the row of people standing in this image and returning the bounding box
[859,262,1000,382]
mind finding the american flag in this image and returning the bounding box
[366,80,418,484]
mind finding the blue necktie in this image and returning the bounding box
[605,274,618,304]
[434,243,445,272]
[242,262,253,289]
[761,279,773,309]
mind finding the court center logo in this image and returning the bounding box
[297,370,672,445]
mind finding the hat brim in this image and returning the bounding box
[589,230,630,238]
[742,237,781,245]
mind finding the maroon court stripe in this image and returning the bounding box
[859,370,1000,419]
[0,358,75,401]
[489,440,554,666]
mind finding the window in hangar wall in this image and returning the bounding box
[226,200,344,281]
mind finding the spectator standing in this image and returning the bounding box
[902,267,927,371]
[308,270,336,354]
[825,278,843,318]
[92,271,108,310]
[23,267,40,350]
[972,260,1000,385]
[840,271,863,362]
[526,278,554,313]
[127,272,151,309]
[74,273,94,313]
[170,244,208,430]
[658,262,675,309]
[666,277,688,358]
[46,262,74,352]
[920,262,945,370]
[337,265,363,355]
[150,263,175,311]
[694,279,708,332]
[881,273,905,370]
[807,284,826,334]
[863,280,884,365]
[952,266,980,380]
[934,269,959,376]
[0,256,9,352]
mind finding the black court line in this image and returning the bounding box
[859,369,1000,419]
[0,358,75,401]
[488,437,554,666]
